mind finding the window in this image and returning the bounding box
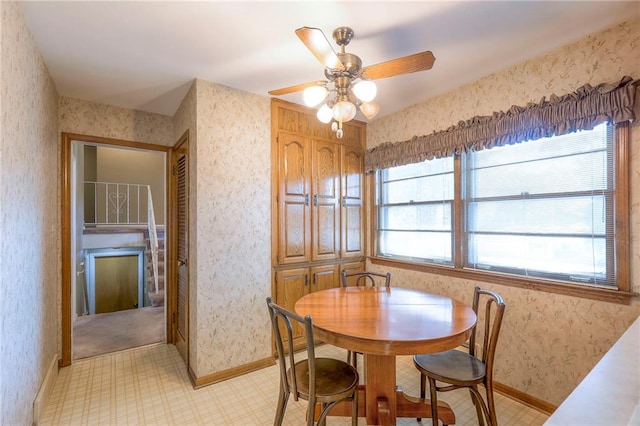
[377,157,454,264]
[375,122,628,294]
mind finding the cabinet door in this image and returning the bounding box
[275,267,309,342]
[311,264,339,293]
[278,133,312,264]
[312,140,341,261]
[341,145,364,258]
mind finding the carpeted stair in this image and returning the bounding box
[144,226,165,307]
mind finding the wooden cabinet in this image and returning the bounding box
[277,133,311,265]
[271,99,366,349]
[275,265,339,342]
[341,144,364,258]
[277,133,342,265]
[277,133,363,265]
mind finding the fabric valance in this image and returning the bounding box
[364,76,638,173]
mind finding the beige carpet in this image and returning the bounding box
[73,306,164,359]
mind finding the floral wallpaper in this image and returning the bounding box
[172,81,199,370]
[192,80,272,376]
[367,17,640,407]
[59,97,174,146]
[0,2,60,424]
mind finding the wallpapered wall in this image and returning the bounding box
[0,2,60,424]
[59,97,174,146]
[172,81,199,370]
[192,80,272,377]
[367,17,640,406]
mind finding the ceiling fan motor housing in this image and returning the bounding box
[332,26,354,48]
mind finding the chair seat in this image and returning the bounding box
[414,349,486,384]
[291,357,359,401]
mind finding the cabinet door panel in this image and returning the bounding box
[311,264,339,292]
[312,140,340,261]
[278,134,311,264]
[341,146,364,257]
[275,268,309,341]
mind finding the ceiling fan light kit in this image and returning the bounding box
[269,26,435,139]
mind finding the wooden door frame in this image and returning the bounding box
[60,132,171,367]
[168,130,189,366]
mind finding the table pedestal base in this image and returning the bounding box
[322,385,456,426]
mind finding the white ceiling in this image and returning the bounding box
[18,1,640,119]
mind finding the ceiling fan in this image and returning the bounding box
[269,26,435,138]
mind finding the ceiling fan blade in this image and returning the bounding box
[361,51,435,80]
[268,81,326,96]
[295,26,344,70]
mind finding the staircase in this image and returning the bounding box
[143,226,165,307]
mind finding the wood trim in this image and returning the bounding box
[494,382,556,415]
[370,257,637,304]
[168,130,189,368]
[60,133,72,367]
[167,130,189,344]
[61,132,172,152]
[60,132,170,367]
[453,155,463,265]
[190,357,276,389]
[614,121,630,292]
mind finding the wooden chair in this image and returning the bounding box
[266,297,359,426]
[341,270,391,288]
[340,270,392,370]
[413,286,506,426]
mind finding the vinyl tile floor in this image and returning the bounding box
[40,343,549,425]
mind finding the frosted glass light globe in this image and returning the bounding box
[332,101,357,122]
[353,80,377,102]
[360,101,380,120]
[316,104,333,123]
[303,86,328,107]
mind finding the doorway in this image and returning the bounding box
[61,133,172,365]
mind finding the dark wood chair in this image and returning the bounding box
[413,286,506,426]
[341,270,391,288]
[266,297,359,426]
[340,270,392,370]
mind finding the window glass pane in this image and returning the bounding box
[470,151,608,197]
[382,170,454,204]
[379,231,451,263]
[380,203,451,231]
[465,122,614,287]
[468,234,606,283]
[468,196,608,234]
[377,156,454,264]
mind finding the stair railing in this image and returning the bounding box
[84,181,161,295]
[147,190,159,294]
[84,181,151,225]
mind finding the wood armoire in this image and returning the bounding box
[271,98,366,349]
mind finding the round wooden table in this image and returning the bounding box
[295,286,477,426]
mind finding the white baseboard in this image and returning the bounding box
[32,355,58,426]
